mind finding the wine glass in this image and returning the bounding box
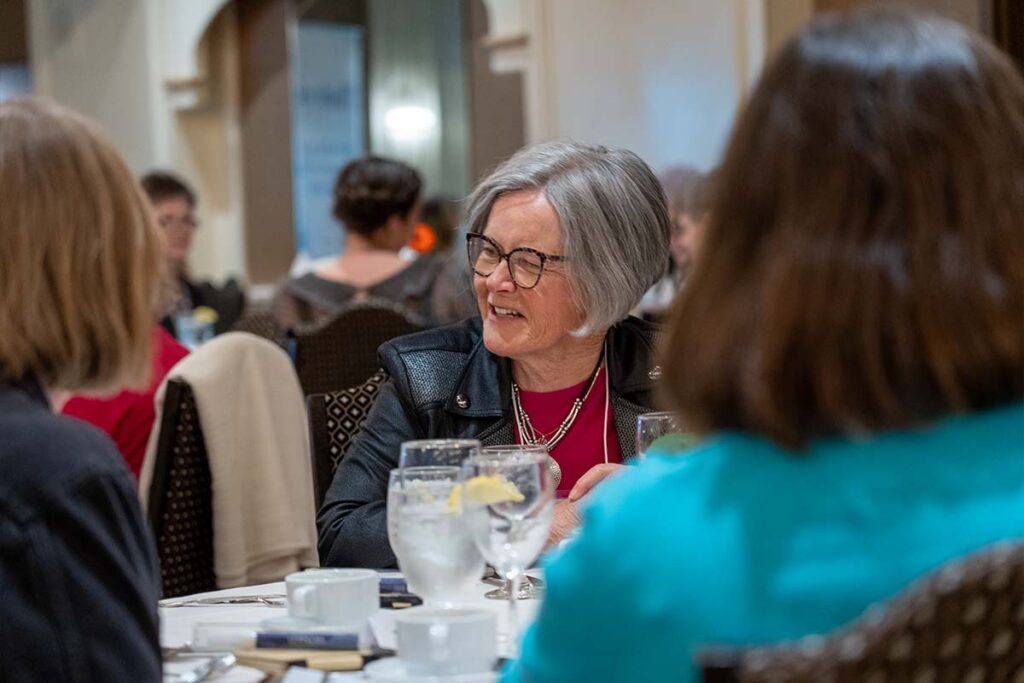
[388,466,484,607]
[479,445,549,601]
[460,450,556,650]
[636,411,682,459]
[400,439,481,469]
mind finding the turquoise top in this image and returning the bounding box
[504,404,1024,683]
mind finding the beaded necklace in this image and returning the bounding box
[511,344,607,487]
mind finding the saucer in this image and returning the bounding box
[364,657,498,683]
[260,616,355,632]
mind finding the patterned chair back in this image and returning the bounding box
[292,300,421,396]
[700,542,1024,683]
[307,369,389,509]
[230,311,287,348]
[146,379,217,599]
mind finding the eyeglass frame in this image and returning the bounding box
[157,215,200,230]
[465,232,567,290]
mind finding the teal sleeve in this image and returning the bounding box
[501,466,697,683]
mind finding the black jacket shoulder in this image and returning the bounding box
[377,318,486,410]
[377,316,661,411]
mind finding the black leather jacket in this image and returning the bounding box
[317,316,661,568]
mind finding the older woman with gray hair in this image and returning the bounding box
[317,141,671,568]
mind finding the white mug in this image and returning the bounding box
[396,608,498,675]
[285,568,378,626]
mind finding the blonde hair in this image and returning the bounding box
[0,97,162,392]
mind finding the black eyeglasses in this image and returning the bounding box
[158,215,200,230]
[466,233,566,289]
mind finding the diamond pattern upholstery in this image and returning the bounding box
[701,542,1024,683]
[307,369,388,509]
[146,379,216,599]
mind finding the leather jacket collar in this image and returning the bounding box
[443,317,660,418]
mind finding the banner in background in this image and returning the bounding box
[290,22,365,266]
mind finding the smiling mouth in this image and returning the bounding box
[490,304,524,319]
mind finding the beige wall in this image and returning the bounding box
[173,6,247,284]
[27,0,247,284]
[29,0,161,172]
[237,0,295,285]
[468,0,526,183]
[762,0,994,64]
[531,0,758,172]
[764,0,814,58]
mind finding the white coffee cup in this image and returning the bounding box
[396,608,497,675]
[285,568,378,626]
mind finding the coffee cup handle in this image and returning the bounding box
[292,585,318,619]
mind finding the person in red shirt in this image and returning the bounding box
[62,326,188,478]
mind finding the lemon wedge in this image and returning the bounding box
[447,475,525,512]
[193,306,219,325]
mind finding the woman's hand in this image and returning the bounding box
[544,464,627,549]
[568,463,627,502]
[546,499,582,548]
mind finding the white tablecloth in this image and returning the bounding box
[160,574,540,682]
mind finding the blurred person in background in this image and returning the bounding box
[634,165,715,319]
[420,195,479,323]
[143,171,244,342]
[0,97,162,681]
[318,141,670,569]
[663,166,714,283]
[418,195,460,253]
[143,171,201,333]
[507,8,1024,682]
[275,156,465,328]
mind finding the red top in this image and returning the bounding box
[62,327,189,479]
[514,366,622,497]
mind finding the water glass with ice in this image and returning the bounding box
[389,466,484,608]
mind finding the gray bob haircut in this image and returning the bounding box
[465,141,671,334]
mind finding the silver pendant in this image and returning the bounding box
[548,455,562,488]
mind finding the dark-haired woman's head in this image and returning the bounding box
[332,156,423,250]
[662,8,1024,448]
[141,171,197,271]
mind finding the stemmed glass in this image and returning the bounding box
[477,445,549,601]
[636,411,683,459]
[388,466,485,607]
[460,450,555,650]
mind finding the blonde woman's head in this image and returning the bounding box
[0,97,162,392]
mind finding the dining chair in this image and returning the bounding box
[291,299,421,396]
[307,368,389,509]
[699,542,1024,682]
[230,310,287,348]
[143,333,318,589]
[146,378,217,599]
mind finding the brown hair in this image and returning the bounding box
[332,156,422,236]
[141,170,197,208]
[0,98,162,392]
[661,8,1024,448]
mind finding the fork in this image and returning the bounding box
[160,594,286,608]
